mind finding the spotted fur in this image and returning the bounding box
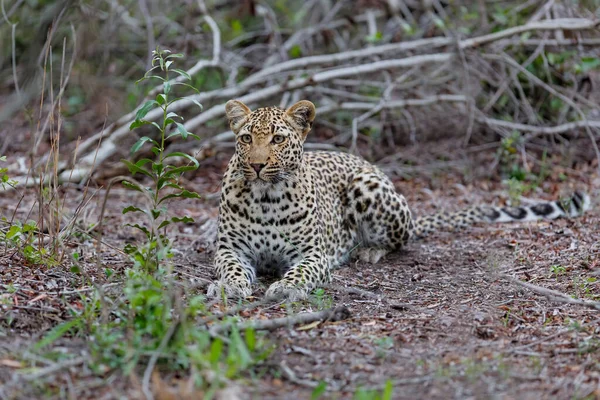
[207,100,590,299]
[413,191,590,237]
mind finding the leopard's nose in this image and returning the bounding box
[250,163,266,173]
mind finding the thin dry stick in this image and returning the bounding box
[478,117,600,136]
[210,305,351,334]
[1,0,20,96]
[18,357,86,382]
[503,275,600,311]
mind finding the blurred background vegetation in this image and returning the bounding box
[1,0,600,182]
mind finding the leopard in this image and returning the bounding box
[206,99,591,300]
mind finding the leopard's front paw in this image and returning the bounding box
[265,280,308,301]
[207,280,252,300]
[357,247,388,264]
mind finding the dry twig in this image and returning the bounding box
[210,305,351,334]
[503,275,600,311]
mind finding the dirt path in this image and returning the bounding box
[1,159,599,399]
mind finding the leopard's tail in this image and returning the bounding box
[412,191,591,238]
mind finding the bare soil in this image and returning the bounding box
[1,147,599,399]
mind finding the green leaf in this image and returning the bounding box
[158,219,172,229]
[136,75,164,85]
[129,119,147,130]
[156,216,193,230]
[135,158,154,168]
[165,60,173,70]
[156,93,167,105]
[209,338,224,365]
[122,159,154,178]
[163,165,197,176]
[157,220,171,229]
[229,327,252,368]
[122,205,145,215]
[166,53,184,59]
[135,100,158,121]
[122,181,144,192]
[6,225,21,240]
[165,151,199,168]
[34,318,82,350]
[166,131,201,141]
[166,112,182,120]
[129,119,161,131]
[170,82,200,94]
[288,45,302,59]
[156,176,172,191]
[158,190,201,204]
[191,99,203,110]
[163,182,184,191]
[171,216,194,224]
[174,123,189,139]
[311,382,327,400]
[164,81,171,95]
[171,68,191,81]
[130,136,159,155]
[382,380,393,400]
[245,327,256,351]
[125,223,151,238]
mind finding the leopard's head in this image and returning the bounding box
[225,99,316,184]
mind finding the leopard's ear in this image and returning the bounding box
[286,100,316,139]
[225,100,252,133]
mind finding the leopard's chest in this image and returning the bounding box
[222,182,318,274]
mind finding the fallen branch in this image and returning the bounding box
[43,16,600,183]
[503,275,600,311]
[210,305,351,334]
[18,356,86,381]
[478,116,600,137]
[459,18,600,49]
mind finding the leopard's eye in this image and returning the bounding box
[239,134,252,144]
[272,135,285,144]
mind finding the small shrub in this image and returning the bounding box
[121,47,203,272]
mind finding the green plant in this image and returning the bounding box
[550,265,567,276]
[353,380,393,400]
[2,219,59,266]
[0,155,17,191]
[34,268,273,392]
[311,381,328,399]
[311,288,333,310]
[121,48,202,272]
[572,276,599,300]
